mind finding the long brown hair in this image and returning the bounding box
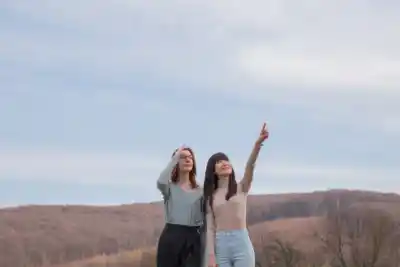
[170,147,199,189]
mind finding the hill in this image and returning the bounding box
[1,189,400,267]
[55,217,322,267]
[0,203,164,267]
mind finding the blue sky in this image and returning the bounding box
[0,0,399,205]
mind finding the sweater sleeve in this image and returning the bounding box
[240,142,262,193]
[206,204,216,258]
[156,152,180,200]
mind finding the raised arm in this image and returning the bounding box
[240,123,269,193]
[156,147,182,199]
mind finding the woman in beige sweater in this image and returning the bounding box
[203,123,269,267]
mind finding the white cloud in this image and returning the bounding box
[381,117,400,135]
[0,144,398,195]
[257,161,398,181]
[2,0,399,202]
[234,1,400,92]
[238,46,400,92]
[0,146,165,185]
[2,0,399,93]
[251,162,400,194]
[1,0,399,134]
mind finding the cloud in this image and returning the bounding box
[1,145,398,195]
[252,162,400,194]
[234,0,400,93]
[381,116,400,135]
[2,0,399,134]
[1,0,399,203]
[258,162,397,180]
[2,0,399,93]
[0,146,165,185]
[238,46,400,92]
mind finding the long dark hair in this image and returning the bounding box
[171,147,199,189]
[203,152,237,215]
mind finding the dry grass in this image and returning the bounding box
[249,216,324,252]
[53,247,156,267]
[55,251,140,267]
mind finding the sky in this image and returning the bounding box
[0,0,399,205]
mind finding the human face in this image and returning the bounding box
[178,149,194,172]
[214,159,232,178]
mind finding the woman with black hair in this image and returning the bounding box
[203,123,269,267]
[156,145,204,267]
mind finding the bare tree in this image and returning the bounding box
[256,235,304,267]
[319,204,400,267]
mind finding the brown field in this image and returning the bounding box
[1,189,400,267]
[249,216,324,250]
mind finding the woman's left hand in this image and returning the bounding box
[256,122,269,145]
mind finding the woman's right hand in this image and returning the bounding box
[255,122,269,146]
[208,254,217,267]
[176,144,186,155]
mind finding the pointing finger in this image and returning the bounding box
[261,122,266,132]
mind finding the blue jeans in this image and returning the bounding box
[215,229,255,267]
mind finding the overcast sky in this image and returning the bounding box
[0,0,399,205]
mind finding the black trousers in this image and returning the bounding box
[157,223,203,267]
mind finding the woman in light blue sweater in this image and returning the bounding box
[156,145,204,267]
